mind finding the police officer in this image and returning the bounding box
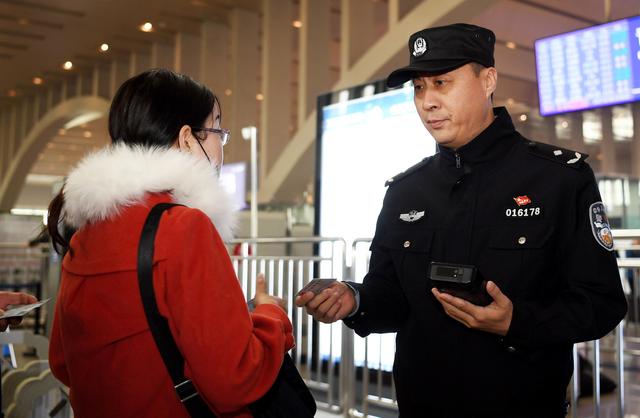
[296,23,628,417]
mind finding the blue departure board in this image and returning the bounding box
[535,16,640,116]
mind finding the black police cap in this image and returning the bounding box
[386,23,495,87]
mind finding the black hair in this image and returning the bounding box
[48,68,220,254]
[469,62,486,76]
[469,62,494,101]
[109,68,218,147]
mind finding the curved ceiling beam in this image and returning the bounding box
[0,96,110,211]
[260,0,499,203]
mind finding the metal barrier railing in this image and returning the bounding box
[348,239,397,418]
[33,230,640,417]
[228,237,347,413]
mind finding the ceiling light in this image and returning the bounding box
[519,114,528,122]
[506,41,517,50]
[140,22,153,33]
[224,88,232,96]
[100,43,109,52]
[63,61,73,70]
[256,93,264,101]
[32,77,43,85]
[292,20,302,28]
[561,121,569,129]
[83,131,93,139]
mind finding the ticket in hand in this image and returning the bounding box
[297,279,337,296]
[0,298,50,319]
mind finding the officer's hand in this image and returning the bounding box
[431,281,513,336]
[295,282,355,324]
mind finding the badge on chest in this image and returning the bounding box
[504,195,543,219]
[399,210,425,223]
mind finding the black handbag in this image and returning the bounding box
[137,203,316,418]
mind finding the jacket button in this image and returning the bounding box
[403,241,411,248]
[517,236,526,245]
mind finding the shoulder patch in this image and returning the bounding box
[589,202,614,251]
[385,157,432,187]
[526,141,588,169]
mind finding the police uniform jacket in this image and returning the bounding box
[345,107,628,417]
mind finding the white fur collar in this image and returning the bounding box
[62,144,236,241]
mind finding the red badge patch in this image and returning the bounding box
[513,196,532,207]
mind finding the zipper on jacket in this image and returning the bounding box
[455,153,461,169]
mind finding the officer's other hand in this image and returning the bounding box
[253,274,287,312]
[295,282,355,324]
[431,281,513,336]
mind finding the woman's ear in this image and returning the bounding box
[176,125,193,152]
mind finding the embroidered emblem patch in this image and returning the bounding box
[413,37,427,57]
[590,202,614,251]
[399,210,425,223]
[513,196,532,207]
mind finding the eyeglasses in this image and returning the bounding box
[190,127,231,146]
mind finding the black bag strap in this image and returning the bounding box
[137,202,217,418]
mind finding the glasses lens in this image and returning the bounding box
[220,131,230,146]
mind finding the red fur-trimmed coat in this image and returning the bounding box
[49,145,294,418]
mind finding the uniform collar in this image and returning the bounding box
[437,107,518,167]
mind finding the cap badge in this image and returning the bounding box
[413,37,427,57]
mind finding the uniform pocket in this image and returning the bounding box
[483,225,555,298]
[374,229,434,253]
[489,224,554,250]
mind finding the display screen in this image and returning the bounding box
[316,81,437,370]
[219,162,247,210]
[317,83,436,252]
[535,16,640,116]
[436,266,458,277]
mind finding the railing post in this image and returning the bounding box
[592,339,601,418]
[616,321,625,417]
[341,264,355,417]
[571,344,579,418]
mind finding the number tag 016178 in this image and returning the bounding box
[505,207,542,218]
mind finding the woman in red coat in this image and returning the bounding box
[47,69,294,418]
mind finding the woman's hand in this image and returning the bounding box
[253,274,287,312]
[0,292,38,331]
